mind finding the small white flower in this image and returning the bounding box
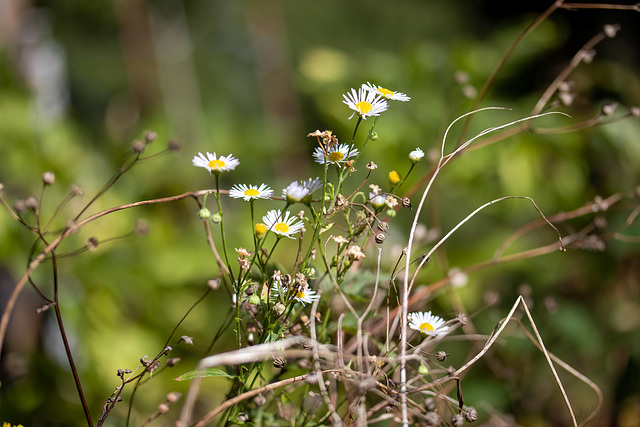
[229,183,273,201]
[385,196,398,209]
[362,82,411,102]
[271,280,320,306]
[263,209,304,239]
[192,152,239,174]
[370,192,386,210]
[408,311,449,337]
[313,144,358,165]
[343,87,388,119]
[282,177,322,204]
[346,245,365,261]
[409,148,425,164]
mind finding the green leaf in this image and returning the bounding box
[173,368,237,381]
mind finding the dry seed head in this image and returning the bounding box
[25,196,39,210]
[604,24,620,38]
[273,356,286,368]
[425,411,440,426]
[13,199,27,213]
[366,161,378,170]
[254,393,267,407]
[133,140,146,153]
[452,413,464,427]
[424,397,436,411]
[436,351,448,362]
[207,279,220,290]
[87,237,99,250]
[42,171,55,186]
[375,233,386,244]
[166,392,182,403]
[464,407,478,422]
[456,312,468,326]
[144,130,157,143]
[402,197,412,209]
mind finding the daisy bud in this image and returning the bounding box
[370,131,379,141]
[274,303,286,316]
[452,413,464,427]
[168,139,180,151]
[158,403,170,414]
[198,207,211,220]
[418,364,429,375]
[388,171,401,186]
[255,223,267,239]
[166,391,181,403]
[13,199,27,213]
[631,106,640,119]
[42,171,55,186]
[601,102,618,116]
[248,294,261,306]
[211,212,222,223]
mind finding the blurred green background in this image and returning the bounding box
[1,1,639,426]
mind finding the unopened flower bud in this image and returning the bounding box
[87,237,99,250]
[274,303,286,316]
[158,403,170,414]
[211,212,222,223]
[168,139,180,151]
[604,24,620,38]
[166,358,180,367]
[71,184,84,197]
[601,102,618,116]
[42,171,55,186]
[248,294,261,306]
[255,223,267,239]
[631,106,640,119]
[418,364,429,375]
[370,131,379,141]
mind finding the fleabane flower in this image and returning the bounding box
[343,87,388,119]
[409,148,425,164]
[229,183,273,201]
[192,152,239,174]
[271,280,320,306]
[362,82,411,102]
[409,311,449,337]
[313,144,358,165]
[282,177,322,204]
[263,209,304,239]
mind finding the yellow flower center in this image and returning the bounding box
[328,152,345,162]
[377,87,394,98]
[274,222,290,233]
[419,322,434,334]
[244,188,260,197]
[208,159,225,169]
[389,170,401,184]
[355,101,373,114]
[295,290,306,299]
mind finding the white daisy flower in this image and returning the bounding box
[408,311,449,337]
[271,280,320,306]
[292,284,320,305]
[362,82,411,102]
[282,177,322,204]
[409,148,425,164]
[229,183,273,201]
[313,144,359,165]
[192,152,240,174]
[342,87,388,119]
[370,192,386,210]
[262,209,304,239]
